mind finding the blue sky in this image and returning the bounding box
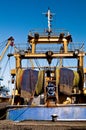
[0,0,86,43]
[0,0,86,92]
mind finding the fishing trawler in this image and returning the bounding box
[6,9,86,121]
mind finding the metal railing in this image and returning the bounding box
[14,42,84,54]
[29,28,69,37]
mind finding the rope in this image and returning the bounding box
[56,59,59,66]
[13,107,29,121]
[0,112,7,120]
[34,59,40,70]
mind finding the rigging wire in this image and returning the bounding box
[0,39,8,54]
[0,57,10,78]
[34,59,40,70]
[8,57,12,80]
[0,43,6,53]
[0,39,7,47]
[55,60,58,68]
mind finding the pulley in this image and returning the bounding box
[46,51,53,65]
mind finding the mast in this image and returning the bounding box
[44,8,54,37]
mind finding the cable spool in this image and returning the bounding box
[16,69,44,97]
[56,67,81,94]
[73,71,80,87]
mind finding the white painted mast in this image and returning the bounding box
[43,8,55,35]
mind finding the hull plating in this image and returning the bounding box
[7,104,86,121]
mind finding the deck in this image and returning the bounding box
[0,120,86,130]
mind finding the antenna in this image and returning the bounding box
[43,8,55,36]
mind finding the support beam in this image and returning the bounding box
[13,52,85,59]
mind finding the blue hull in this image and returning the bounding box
[7,104,86,122]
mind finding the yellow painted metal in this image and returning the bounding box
[15,55,21,69]
[29,36,69,53]
[0,37,14,61]
[13,52,85,59]
[10,69,16,75]
[16,68,24,90]
[73,71,80,86]
[84,68,86,74]
[10,29,85,101]
[35,70,44,95]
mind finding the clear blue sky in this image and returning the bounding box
[0,0,86,92]
[0,0,86,43]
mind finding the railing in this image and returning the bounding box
[29,28,69,37]
[14,42,84,54]
[68,43,84,52]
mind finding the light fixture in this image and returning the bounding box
[73,49,79,56]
